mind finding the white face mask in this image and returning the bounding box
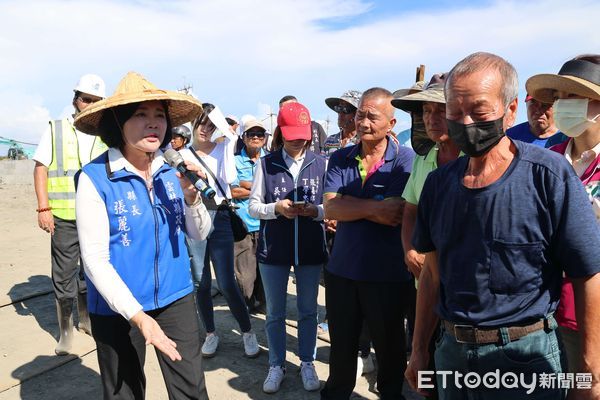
[553,98,600,137]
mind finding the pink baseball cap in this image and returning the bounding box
[277,102,311,141]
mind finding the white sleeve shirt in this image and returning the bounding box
[32,116,105,167]
[248,149,324,221]
[76,148,211,320]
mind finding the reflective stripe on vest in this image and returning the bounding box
[47,119,81,220]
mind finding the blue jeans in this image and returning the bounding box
[188,209,251,333]
[259,263,322,367]
[434,318,566,400]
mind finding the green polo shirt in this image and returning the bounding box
[402,146,439,205]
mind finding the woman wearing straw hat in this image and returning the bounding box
[74,72,211,399]
[527,54,600,374]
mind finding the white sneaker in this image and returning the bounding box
[243,332,260,358]
[201,334,219,357]
[356,356,364,379]
[300,361,320,391]
[263,365,286,393]
[360,353,375,374]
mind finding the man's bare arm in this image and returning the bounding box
[323,193,404,226]
[572,273,600,399]
[34,161,54,234]
[405,251,440,395]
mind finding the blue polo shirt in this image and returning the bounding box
[413,140,600,327]
[324,137,415,282]
[506,122,567,148]
[232,147,266,233]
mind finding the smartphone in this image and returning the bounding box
[292,201,307,207]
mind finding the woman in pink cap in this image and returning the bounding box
[249,102,328,393]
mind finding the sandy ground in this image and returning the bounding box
[0,159,422,400]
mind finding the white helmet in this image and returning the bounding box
[74,74,106,98]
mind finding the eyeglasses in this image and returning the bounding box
[334,104,355,114]
[77,96,99,104]
[245,131,266,138]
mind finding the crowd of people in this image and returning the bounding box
[32,51,600,400]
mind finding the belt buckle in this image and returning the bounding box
[453,324,476,344]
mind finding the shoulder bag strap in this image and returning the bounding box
[190,149,231,204]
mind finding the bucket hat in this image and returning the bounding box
[391,73,447,112]
[325,90,362,111]
[243,120,266,133]
[392,80,425,100]
[74,72,203,135]
[391,75,447,156]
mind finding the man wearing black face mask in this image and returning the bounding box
[405,52,600,400]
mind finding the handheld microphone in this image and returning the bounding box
[163,149,216,200]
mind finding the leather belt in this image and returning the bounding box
[443,320,546,344]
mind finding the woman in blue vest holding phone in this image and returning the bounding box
[74,72,211,399]
[249,102,328,394]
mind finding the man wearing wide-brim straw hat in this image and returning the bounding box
[74,71,212,399]
[526,54,600,380]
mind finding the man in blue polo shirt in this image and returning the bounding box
[231,120,268,313]
[405,52,600,400]
[321,87,415,399]
[506,94,566,148]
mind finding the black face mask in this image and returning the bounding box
[446,116,505,157]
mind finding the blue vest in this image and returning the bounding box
[257,150,328,266]
[81,152,193,316]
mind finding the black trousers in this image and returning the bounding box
[51,216,86,300]
[321,271,411,400]
[90,294,209,400]
[233,231,265,307]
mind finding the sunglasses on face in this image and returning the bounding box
[333,104,355,114]
[77,96,99,104]
[245,131,266,138]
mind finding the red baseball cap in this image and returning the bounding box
[277,102,311,141]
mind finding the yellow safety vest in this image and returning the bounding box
[47,119,107,220]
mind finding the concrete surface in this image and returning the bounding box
[0,177,423,400]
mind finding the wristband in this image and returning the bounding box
[36,207,52,213]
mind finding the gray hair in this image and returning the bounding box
[446,52,518,109]
[360,87,395,118]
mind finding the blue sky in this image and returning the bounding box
[317,0,494,30]
[0,0,598,155]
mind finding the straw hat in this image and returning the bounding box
[526,59,600,104]
[74,72,203,135]
[391,73,447,113]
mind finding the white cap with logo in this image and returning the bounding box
[74,74,106,98]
